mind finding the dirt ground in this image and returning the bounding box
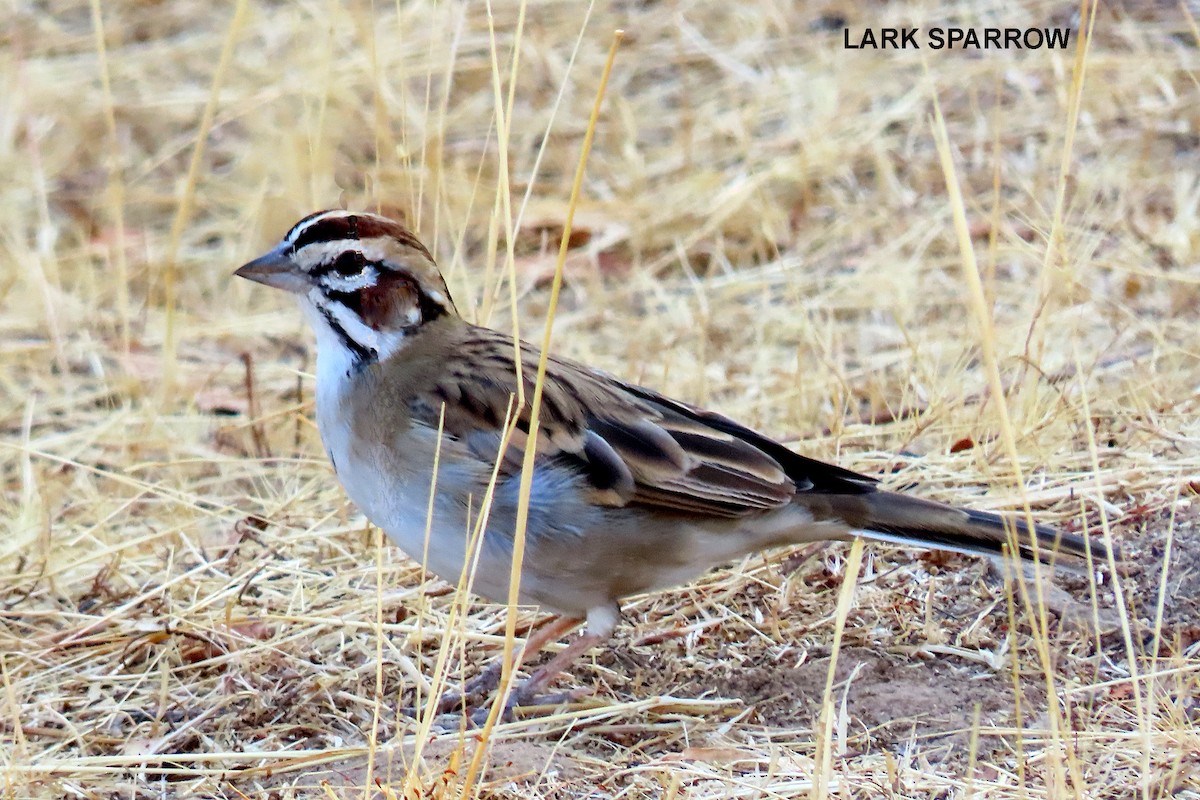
[248,507,1198,797]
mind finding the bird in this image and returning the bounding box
[235,209,1105,717]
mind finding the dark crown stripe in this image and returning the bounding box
[289,212,436,263]
[292,215,358,252]
[285,209,336,241]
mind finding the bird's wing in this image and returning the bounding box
[403,325,877,518]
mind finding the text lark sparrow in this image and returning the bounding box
[236,210,1105,717]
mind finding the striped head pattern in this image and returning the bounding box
[236,210,456,365]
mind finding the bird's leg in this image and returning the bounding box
[434,615,582,714]
[504,628,607,708]
[472,604,620,723]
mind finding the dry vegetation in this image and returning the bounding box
[2,0,1198,797]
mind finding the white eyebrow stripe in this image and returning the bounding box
[357,236,395,262]
[294,236,397,274]
[293,240,354,269]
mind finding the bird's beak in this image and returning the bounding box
[234,249,310,294]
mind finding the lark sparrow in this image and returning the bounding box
[236,210,1103,713]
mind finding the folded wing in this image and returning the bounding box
[412,327,877,518]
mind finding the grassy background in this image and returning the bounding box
[2,0,1198,797]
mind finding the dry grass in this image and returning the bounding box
[2,0,1199,797]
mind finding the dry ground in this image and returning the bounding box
[2,0,1198,798]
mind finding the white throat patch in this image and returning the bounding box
[301,288,409,367]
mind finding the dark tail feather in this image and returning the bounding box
[803,490,1112,564]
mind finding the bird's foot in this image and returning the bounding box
[398,660,504,720]
[468,685,590,726]
[402,615,605,724]
[431,660,504,715]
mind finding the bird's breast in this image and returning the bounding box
[312,354,469,576]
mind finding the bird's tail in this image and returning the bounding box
[799,490,1110,564]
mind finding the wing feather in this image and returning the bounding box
[404,325,874,518]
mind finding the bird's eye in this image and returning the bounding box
[331,251,366,276]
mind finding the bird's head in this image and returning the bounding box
[236,210,456,364]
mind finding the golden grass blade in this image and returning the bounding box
[812,537,864,800]
[160,0,248,384]
[467,34,625,792]
[87,0,130,354]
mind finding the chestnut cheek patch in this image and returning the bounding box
[359,274,421,331]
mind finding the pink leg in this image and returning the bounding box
[508,628,607,706]
[514,615,584,667]
[477,604,621,721]
[434,615,582,714]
